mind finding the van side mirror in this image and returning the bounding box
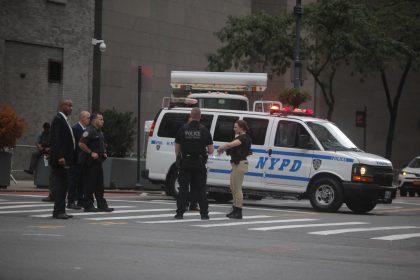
[298,134,313,149]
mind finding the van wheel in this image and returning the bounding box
[400,189,407,197]
[345,198,377,214]
[209,192,232,203]
[165,168,179,198]
[309,178,343,212]
[409,190,416,197]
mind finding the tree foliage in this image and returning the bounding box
[0,104,26,150]
[351,0,420,159]
[102,109,137,158]
[207,12,294,75]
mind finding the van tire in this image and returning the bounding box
[309,178,343,212]
[165,168,179,197]
[345,198,377,214]
[209,192,232,203]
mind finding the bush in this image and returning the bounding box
[102,109,137,158]
[0,104,26,150]
[279,88,312,109]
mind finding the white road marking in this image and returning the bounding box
[194,218,319,228]
[31,206,163,218]
[0,208,53,214]
[0,201,44,205]
[85,212,224,221]
[22,233,63,237]
[0,204,55,210]
[308,226,420,235]
[139,215,273,224]
[372,233,420,241]
[249,222,369,231]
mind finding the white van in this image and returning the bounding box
[143,107,396,214]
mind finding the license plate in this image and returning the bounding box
[384,191,391,199]
[413,180,420,186]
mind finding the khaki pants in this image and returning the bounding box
[230,160,248,208]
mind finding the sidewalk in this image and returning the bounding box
[0,180,165,194]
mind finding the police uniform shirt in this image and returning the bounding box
[175,120,212,156]
[79,125,105,155]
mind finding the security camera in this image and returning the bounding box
[92,38,106,53]
[99,42,106,52]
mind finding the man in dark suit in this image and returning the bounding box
[66,111,90,209]
[49,99,75,219]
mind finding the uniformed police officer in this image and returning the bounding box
[174,107,214,220]
[78,112,114,212]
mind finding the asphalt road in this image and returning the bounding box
[1,193,419,280]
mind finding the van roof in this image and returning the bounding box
[162,107,325,123]
[187,93,249,101]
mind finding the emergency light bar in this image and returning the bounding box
[171,71,267,93]
[270,105,314,116]
[162,97,198,108]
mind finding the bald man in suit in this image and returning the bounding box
[49,99,75,219]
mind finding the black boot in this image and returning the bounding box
[226,206,235,217]
[229,207,242,219]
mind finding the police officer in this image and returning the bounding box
[78,112,113,212]
[217,120,251,219]
[174,107,214,220]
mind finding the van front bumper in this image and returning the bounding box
[342,182,397,203]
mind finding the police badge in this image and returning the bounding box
[312,159,322,170]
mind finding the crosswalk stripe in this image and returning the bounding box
[308,226,420,235]
[139,215,273,224]
[0,204,54,210]
[249,222,369,231]
[371,233,420,241]
[85,211,224,221]
[0,208,53,214]
[194,218,319,228]
[0,201,44,205]
[31,206,158,218]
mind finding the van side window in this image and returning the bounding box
[158,113,189,138]
[157,113,214,138]
[274,121,313,148]
[214,115,239,142]
[243,117,268,145]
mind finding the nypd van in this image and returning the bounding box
[143,107,396,214]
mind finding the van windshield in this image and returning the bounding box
[306,121,359,151]
[199,98,248,111]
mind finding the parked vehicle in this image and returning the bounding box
[142,106,397,214]
[398,156,420,197]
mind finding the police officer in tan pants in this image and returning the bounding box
[217,120,251,219]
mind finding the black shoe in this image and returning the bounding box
[97,207,114,212]
[84,207,98,212]
[226,206,235,217]
[66,203,81,210]
[24,169,34,175]
[42,196,54,202]
[229,207,242,219]
[52,213,73,219]
[174,213,183,219]
[201,214,209,220]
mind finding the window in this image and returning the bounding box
[274,120,314,148]
[200,98,248,111]
[213,115,239,142]
[157,113,213,138]
[48,60,62,83]
[243,117,268,145]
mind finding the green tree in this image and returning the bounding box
[208,1,368,120]
[102,109,137,158]
[351,0,420,159]
[207,12,293,75]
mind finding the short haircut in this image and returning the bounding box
[43,122,50,130]
[90,112,102,121]
[190,107,201,120]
